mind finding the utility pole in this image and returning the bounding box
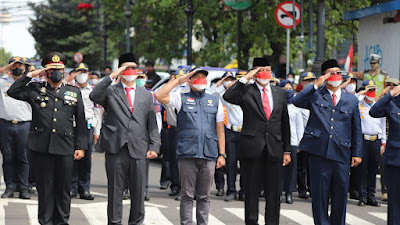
[185,0,194,65]
[312,0,325,75]
[125,0,131,53]
[237,11,242,69]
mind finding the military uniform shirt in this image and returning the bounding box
[79,85,95,120]
[359,98,387,143]
[0,76,32,121]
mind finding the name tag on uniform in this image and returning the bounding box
[207,99,214,107]
[186,97,196,105]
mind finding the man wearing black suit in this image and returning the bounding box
[89,53,160,225]
[224,58,291,225]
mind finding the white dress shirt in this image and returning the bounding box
[121,82,136,110]
[288,104,305,146]
[313,84,342,105]
[359,99,387,143]
[238,77,274,112]
[0,76,32,121]
[79,84,95,120]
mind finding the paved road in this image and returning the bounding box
[0,152,388,225]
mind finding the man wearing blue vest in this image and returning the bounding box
[293,59,363,225]
[156,68,226,225]
[370,84,400,225]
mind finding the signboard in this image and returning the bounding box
[223,0,253,10]
[275,1,301,29]
[73,52,83,63]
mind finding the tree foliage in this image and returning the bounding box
[0,48,12,66]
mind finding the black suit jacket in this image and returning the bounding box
[7,75,88,155]
[89,77,160,159]
[223,81,290,161]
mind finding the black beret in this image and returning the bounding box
[41,52,67,69]
[321,59,339,74]
[252,57,270,68]
[118,53,136,67]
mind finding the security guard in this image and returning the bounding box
[370,84,400,225]
[293,59,362,225]
[354,80,386,207]
[296,71,317,199]
[7,52,87,225]
[70,62,95,200]
[353,54,389,96]
[0,57,32,199]
[209,71,244,202]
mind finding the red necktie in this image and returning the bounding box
[332,93,337,106]
[262,88,271,119]
[125,87,134,113]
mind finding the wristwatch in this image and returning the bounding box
[219,153,227,159]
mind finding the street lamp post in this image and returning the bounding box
[125,0,131,53]
[185,0,194,65]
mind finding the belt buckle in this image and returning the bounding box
[370,136,377,141]
[11,120,18,124]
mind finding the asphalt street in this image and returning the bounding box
[0,152,388,225]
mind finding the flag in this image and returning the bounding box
[344,43,354,72]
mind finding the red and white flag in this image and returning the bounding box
[344,43,354,73]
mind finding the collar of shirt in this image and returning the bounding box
[122,81,137,90]
[79,84,92,90]
[255,82,271,94]
[361,98,375,108]
[327,88,342,102]
[5,76,14,83]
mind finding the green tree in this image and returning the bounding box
[0,48,12,66]
[29,0,104,69]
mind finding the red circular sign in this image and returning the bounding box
[275,1,301,29]
[73,52,84,63]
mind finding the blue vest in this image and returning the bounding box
[176,90,219,160]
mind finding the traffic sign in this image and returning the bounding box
[73,52,83,63]
[223,0,253,10]
[275,1,301,29]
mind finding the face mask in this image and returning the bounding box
[256,71,272,85]
[257,78,270,85]
[104,72,111,76]
[12,67,23,76]
[136,78,146,87]
[223,80,233,88]
[365,96,375,102]
[91,79,99,86]
[75,73,88,84]
[345,83,356,93]
[47,70,64,83]
[192,78,207,91]
[287,78,294,83]
[327,80,342,87]
[285,89,294,104]
[121,69,138,82]
[303,82,314,89]
[365,90,376,102]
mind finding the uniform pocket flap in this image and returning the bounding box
[241,129,256,136]
[340,139,351,147]
[65,129,74,137]
[304,128,321,137]
[205,131,218,140]
[105,124,117,132]
[275,134,282,141]
[203,106,218,113]
[315,100,328,108]
[182,105,198,112]
[340,107,352,114]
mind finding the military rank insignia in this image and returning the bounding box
[64,91,78,105]
[40,87,46,95]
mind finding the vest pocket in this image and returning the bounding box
[204,131,218,158]
[176,133,198,156]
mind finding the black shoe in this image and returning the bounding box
[28,187,35,195]
[123,189,130,200]
[216,189,224,196]
[80,191,95,200]
[298,192,309,199]
[349,190,360,200]
[169,189,179,196]
[175,195,181,201]
[1,189,14,198]
[145,195,150,201]
[160,182,170,190]
[19,190,30,199]
[285,193,293,204]
[225,193,237,202]
[259,190,265,197]
[238,192,245,201]
[366,198,381,207]
[357,199,366,206]
[70,191,77,198]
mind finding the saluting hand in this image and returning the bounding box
[27,67,49,78]
[244,67,262,81]
[339,78,351,89]
[177,70,195,85]
[0,61,15,73]
[146,151,158,159]
[390,84,400,97]
[74,150,85,160]
[315,73,330,88]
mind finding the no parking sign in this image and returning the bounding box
[275,1,301,29]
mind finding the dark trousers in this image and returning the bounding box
[32,151,74,225]
[225,128,244,195]
[159,127,171,186]
[282,146,297,193]
[380,154,387,194]
[297,150,310,195]
[358,139,381,199]
[385,165,400,225]
[0,119,30,190]
[309,154,350,225]
[167,126,180,192]
[214,166,225,190]
[106,146,146,225]
[71,127,93,193]
[242,155,282,225]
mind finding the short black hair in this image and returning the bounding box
[104,66,111,70]
[145,61,154,67]
[90,71,100,78]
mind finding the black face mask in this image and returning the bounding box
[48,70,64,83]
[12,68,23,76]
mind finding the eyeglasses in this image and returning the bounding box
[370,62,379,65]
[125,66,137,70]
[387,83,398,87]
[327,71,342,76]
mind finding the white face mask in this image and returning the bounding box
[223,80,233,87]
[193,84,207,91]
[365,96,375,102]
[327,80,342,88]
[345,83,356,93]
[287,78,294,83]
[76,73,88,84]
[257,78,270,85]
[91,79,99,86]
[122,75,138,82]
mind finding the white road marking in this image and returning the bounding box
[369,212,387,221]
[26,205,39,225]
[225,207,265,224]
[280,209,314,225]
[0,205,5,225]
[176,207,225,225]
[144,207,173,225]
[346,213,375,225]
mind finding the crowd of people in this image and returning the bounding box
[1,52,400,225]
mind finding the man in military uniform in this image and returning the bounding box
[70,62,95,200]
[353,54,389,96]
[0,57,32,199]
[7,52,87,225]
